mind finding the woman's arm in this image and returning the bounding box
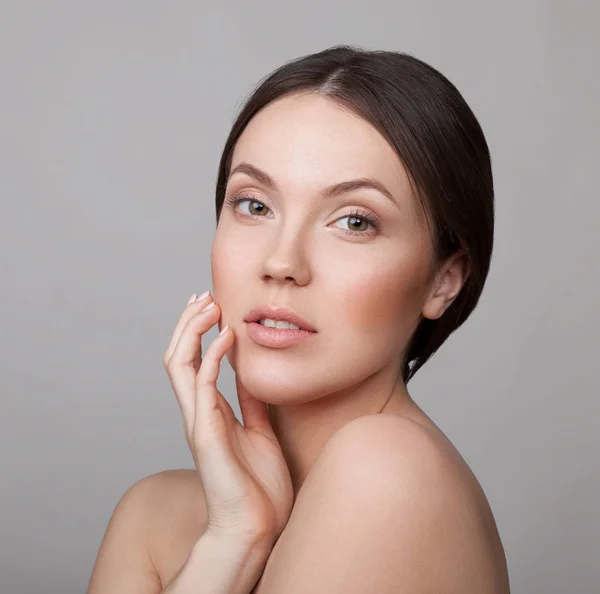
[161,530,273,594]
[90,295,292,592]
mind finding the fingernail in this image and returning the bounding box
[219,324,229,336]
[201,301,215,312]
[195,290,210,302]
[187,293,197,305]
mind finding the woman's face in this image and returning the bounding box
[211,92,436,405]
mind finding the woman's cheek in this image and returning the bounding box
[342,265,421,348]
[211,231,248,295]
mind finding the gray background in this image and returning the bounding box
[1,1,598,592]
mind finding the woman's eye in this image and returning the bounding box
[332,214,378,235]
[336,215,369,232]
[226,195,270,216]
[225,194,380,236]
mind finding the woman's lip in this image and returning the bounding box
[245,321,317,348]
[244,306,317,332]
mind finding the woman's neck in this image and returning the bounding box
[266,370,415,498]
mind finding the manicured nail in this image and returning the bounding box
[201,301,215,312]
[195,290,210,302]
[219,324,229,336]
[187,293,197,305]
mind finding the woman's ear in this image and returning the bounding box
[422,250,471,320]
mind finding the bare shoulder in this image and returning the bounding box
[310,413,486,513]
[129,469,209,588]
[87,469,207,593]
[326,412,498,500]
[328,412,509,548]
[288,413,511,592]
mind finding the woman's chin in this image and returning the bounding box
[234,363,321,406]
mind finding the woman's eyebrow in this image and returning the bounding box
[228,162,400,208]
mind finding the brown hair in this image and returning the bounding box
[214,45,494,384]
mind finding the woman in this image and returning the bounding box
[88,45,510,593]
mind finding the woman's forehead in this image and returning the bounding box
[229,94,412,199]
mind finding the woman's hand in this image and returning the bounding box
[163,292,294,547]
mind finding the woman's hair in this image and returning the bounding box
[214,45,494,384]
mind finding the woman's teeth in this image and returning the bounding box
[259,318,301,330]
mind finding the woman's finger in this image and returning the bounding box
[235,375,275,441]
[193,324,234,441]
[215,388,238,428]
[192,325,245,498]
[163,292,213,367]
[167,303,221,436]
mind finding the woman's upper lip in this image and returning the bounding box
[244,305,317,332]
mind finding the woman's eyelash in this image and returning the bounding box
[224,194,267,215]
[224,193,381,235]
[345,208,381,233]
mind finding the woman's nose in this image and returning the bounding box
[259,231,311,286]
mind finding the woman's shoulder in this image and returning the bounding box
[87,469,208,591]
[317,410,463,475]
[126,468,209,587]
[328,407,489,494]
[321,411,502,533]
[126,468,207,527]
[285,412,510,592]
[118,413,508,592]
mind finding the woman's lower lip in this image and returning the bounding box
[245,322,317,348]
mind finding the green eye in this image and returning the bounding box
[224,194,380,237]
[332,213,377,234]
[336,210,379,235]
[226,195,270,216]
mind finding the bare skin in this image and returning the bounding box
[88,93,510,593]
[98,402,509,593]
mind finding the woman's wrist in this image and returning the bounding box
[162,528,273,594]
